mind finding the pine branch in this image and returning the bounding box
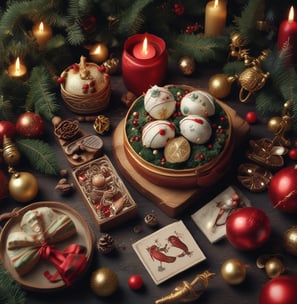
[16,138,59,175]
[172,34,229,64]
[26,65,60,120]
[118,0,153,34]
[0,263,26,304]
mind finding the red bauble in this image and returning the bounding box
[0,120,16,144]
[16,112,44,138]
[269,166,297,213]
[245,111,257,124]
[128,274,144,290]
[259,275,297,304]
[226,207,271,250]
[288,149,297,160]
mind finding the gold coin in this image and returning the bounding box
[164,136,191,163]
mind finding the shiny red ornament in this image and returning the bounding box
[16,112,44,138]
[245,111,257,124]
[0,120,16,144]
[259,275,297,304]
[226,207,271,250]
[288,148,297,160]
[269,166,297,213]
[128,274,143,290]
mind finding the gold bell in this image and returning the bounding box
[2,135,21,167]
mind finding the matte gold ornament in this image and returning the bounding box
[90,267,118,297]
[155,270,215,304]
[178,56,196,76]
[283,226,297,256]
[208,74,235,99]
[93,115,111,135]
[221,258,248,285]
[8,171,38,203]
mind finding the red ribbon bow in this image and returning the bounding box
[39,242,87,286]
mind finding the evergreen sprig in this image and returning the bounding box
[0,263,26,304]
[16,138,59,175]
[26,65,59,120]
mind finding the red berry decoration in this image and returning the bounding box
[0,120,16,144]
[245,111,257,124]
[288,148,297,160]
[269,165,297,213]
[128,274,143,290]
[226,206,271,250]
[16,112,44,138]
[259,275,297,304]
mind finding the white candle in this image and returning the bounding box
[32,22,53,49]
[204,0,227,37]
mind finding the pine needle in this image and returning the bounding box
[16,138,59,175]
[26,65,60,120]
[0,263,26,304]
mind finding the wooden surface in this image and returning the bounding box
[0,67,297,304]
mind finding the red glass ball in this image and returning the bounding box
[269,166,297,213]
[288,149,297,160]
[0,120,16,143]
[16,112,44,138]
[226,207,271,250]
[259,275,297,304]
[245,111,257,124]
[128,274,143,290]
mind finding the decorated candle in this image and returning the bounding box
[122,33,167,96]
[8,57,27,79]
[89,43,109,63]
[32,21,53,50]
[204,0,227,37]
[278,6,297,64]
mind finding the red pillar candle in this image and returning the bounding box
[278,6,297,64]
[122,33,167,96]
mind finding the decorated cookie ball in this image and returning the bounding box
[144,85,176,119]
[142,120,175,149]
[179,115,212,144]
[180,90,215,117]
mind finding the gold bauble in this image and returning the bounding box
[208,74,234,99]
[221,258,248,285]
[90,267,118,297]
[89,43,109,64]
[178,56,196,76]
[9,171,38,203]
[264,257,285,278]
[268,116,291,134]
[284,226,297,256]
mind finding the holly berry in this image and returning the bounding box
[245,111,257,124]
[16,112,44,138]
[0,120,16,144]
[288,148,297,160]
[128,274,143,290]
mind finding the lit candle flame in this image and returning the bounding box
[214,0,219,8]
[288,6,295,22]
[39,22,44,32]
[142,38,148,56]
[15,57,21,73]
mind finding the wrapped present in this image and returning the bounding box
[6,207,88,286]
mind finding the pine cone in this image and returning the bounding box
[97,233,115,254]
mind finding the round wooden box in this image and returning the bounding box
[123,85,235,189]
[0,201,94,291]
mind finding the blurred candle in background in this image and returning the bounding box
[204,0,227,37]
[8,57,27,79]
[278,6,297,64]
[32,21,53,50]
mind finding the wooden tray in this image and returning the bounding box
[112,104,249,217]
[0,201,95,291]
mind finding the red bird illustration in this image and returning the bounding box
[168,235,192,257]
